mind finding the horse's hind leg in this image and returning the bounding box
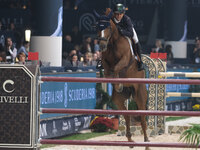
[134,84,149,142]
[112,90,133,142]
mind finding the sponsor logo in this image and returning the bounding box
[0,79,28,103]
[40,123,48,137]
[83,116,92,128]
[52,121,58,135]
[62,121,72,131]
[79,13,96,32]
[74,117,81,131]
[3,79,15,93]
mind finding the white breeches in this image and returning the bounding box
[132,27,139,44]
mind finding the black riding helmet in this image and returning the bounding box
[113,3,126,14]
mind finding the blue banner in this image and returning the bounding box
[40,72,96,119]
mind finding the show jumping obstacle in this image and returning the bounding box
[41,76,200,85]
[40,139,200,148]
[41,108,200,116]
[159,70,200,97]
[39,76,200,148]
[166,92,200,97]
[155,59,200,135]
[1,63,200,149]
[159,72,200,78]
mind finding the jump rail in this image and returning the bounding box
[159,72,200,78]
[40,77,200,85]
[41,108,200,116]
[166,92,200,97]
[40,139,200,148]
[39,76,200,149]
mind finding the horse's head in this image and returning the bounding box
[94,8,113,51]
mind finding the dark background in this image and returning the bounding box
[0,0,200,50]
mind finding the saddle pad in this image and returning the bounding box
[125,36,138,60]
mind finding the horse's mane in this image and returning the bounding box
[104,8,120,42]
[105,8,112,16]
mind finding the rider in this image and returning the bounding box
[112,3,144,71]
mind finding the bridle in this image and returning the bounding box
[97,25,112,42]
[95,19,114,52]
[93,10,113,43]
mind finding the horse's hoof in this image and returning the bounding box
[128,140,135,148]
[146,140,150,142]
[145,138,150,142]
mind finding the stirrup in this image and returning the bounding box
[137,62,144,71]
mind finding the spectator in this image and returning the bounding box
[70,54,81,67]
[91,53,98,66]
[7,22,22,49]
[82,52,92,66]
[152,39,164,53]
[62,51,72,67]
[0,51,6,63]
[67,49,77,60]
[17,41,29,56]
[81,36,92,54]
[4,37,17,63]
[165,44,173,64]
[74,44,82,60]
[63,34,74,53]
[193,36,200,63]
[17,52,26,64]
[93,38,100,52]
[95,50,101,60]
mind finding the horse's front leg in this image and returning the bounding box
[112,90,134,143]
[103,60,123,92]
[102,58,114,78]
[124,115,133,142]
[113,73,123,92]
[113,55,129,92]
[113,55,129,73]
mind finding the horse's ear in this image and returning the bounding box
[93,10,100,19]
[107,10,113,19]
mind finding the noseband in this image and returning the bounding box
[98,25,112,44]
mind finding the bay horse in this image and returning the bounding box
[94,8,149,145]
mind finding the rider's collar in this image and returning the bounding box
[114,18,120,23]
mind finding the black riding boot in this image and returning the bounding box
[135,43,144,71]
[137,61,144,71]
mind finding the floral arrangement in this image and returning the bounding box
[90,116,114,132]
[192,104,200,111]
